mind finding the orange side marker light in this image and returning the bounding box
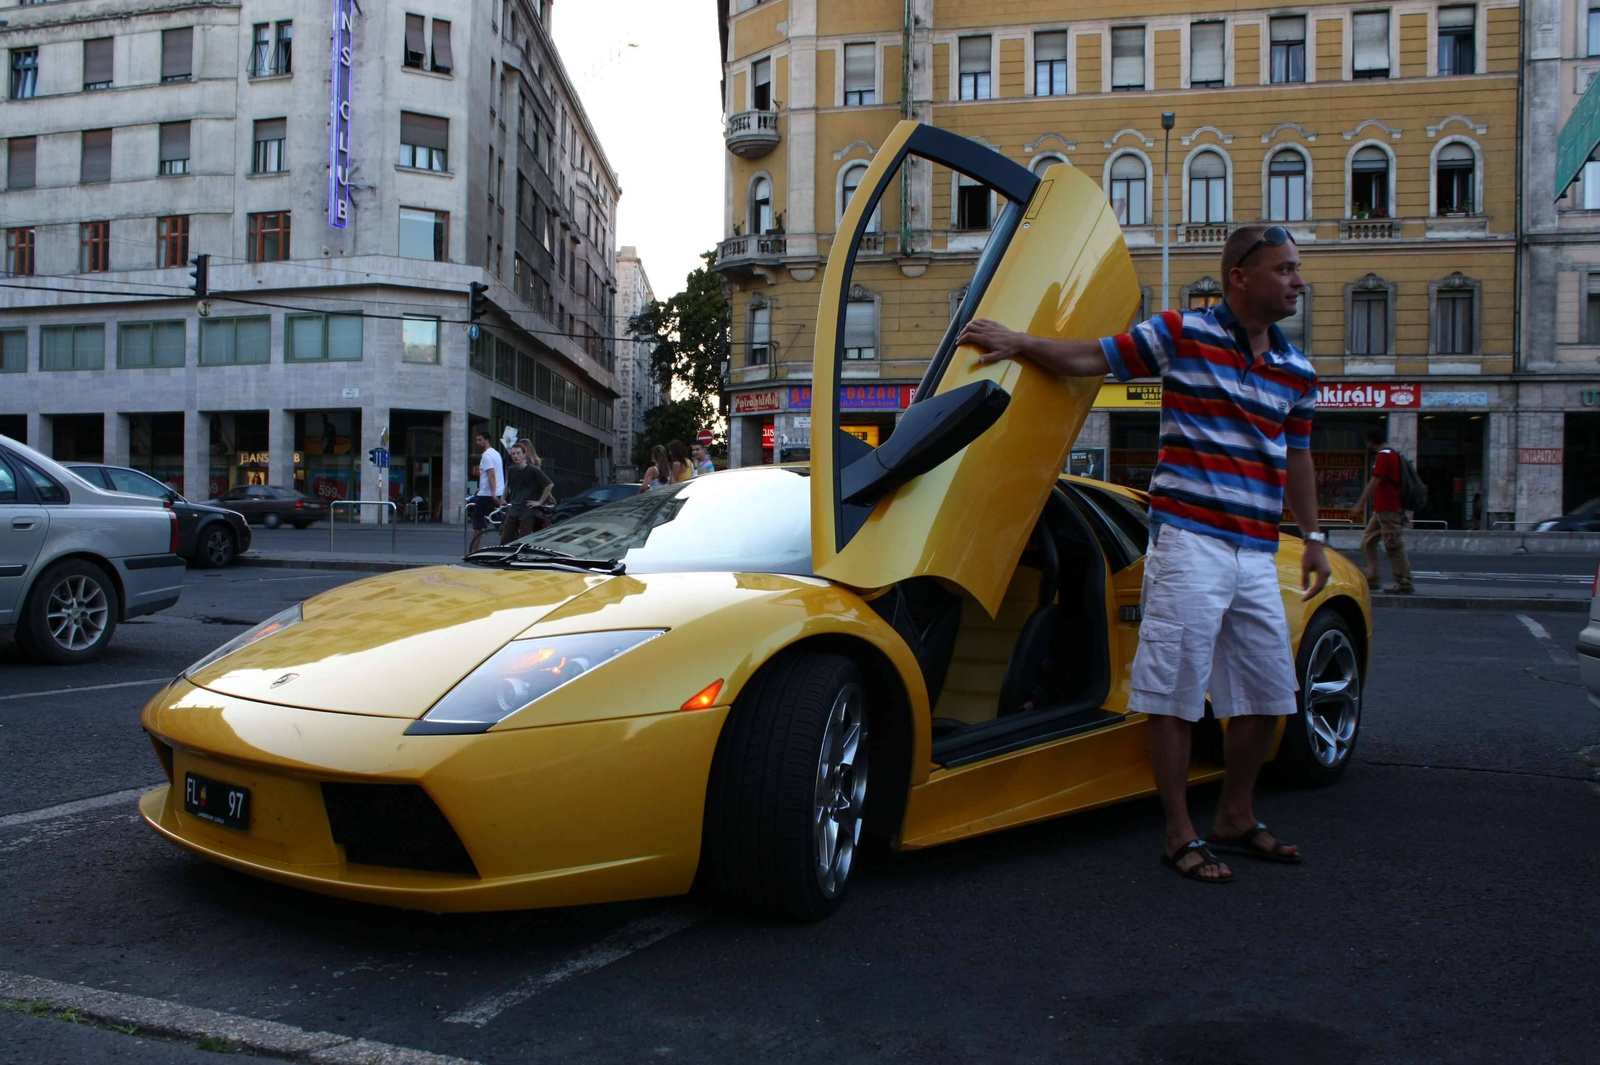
[681,680,724,712]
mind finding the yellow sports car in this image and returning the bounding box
[139,122,1371,919]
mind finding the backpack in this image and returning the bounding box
[1387,451,1428,512]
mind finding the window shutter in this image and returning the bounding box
[1438,6,1475,28]
[432,19,454,71]
[958,35,990,73]
[254,118,286,143]
[1438,143,1474,166]
[81,129,112,183]
[843,43,874,89]
[8,137,36,189]
[752,57,770,88]
[844,300,876,350]
[84,38,113,85]
[1352,146,1388,172]
[1270,16,1304,42]
[162,28,193,79]
[751,306,771,346]
[405,14,426,57]
[1111,28,1144,85]
[1035,31,1069,62]
[400,112,448,150]
[159,122,190,162]
[1353,13,1388,70]
[1190,22,1224,83]
[1191,151,1225,178]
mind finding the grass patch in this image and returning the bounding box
[194,1034,240,1053]
[1,997,138,1037]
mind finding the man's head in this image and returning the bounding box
[1365,425,1387,452]
[475,432,491,451]
[1221,224,1304,326]
[692,444,707,464]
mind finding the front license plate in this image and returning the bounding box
[183,772,251,831]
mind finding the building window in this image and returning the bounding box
[1434,291,1473,353]
[404,14,427,68]
[286,312,362,361]
[752,175,774,234]
[844,293,877,359]
[1438,6,1475,75]
[1435,142,1475,215]
[1109,154,1148,225]
[162,28,193,82]
[841,162,879,231]
[751,56,772,110]
[1591,1,1600,58]
[1353,11,1390,78]
[80,221,110,272]
[1111,27,1145,91]
[402,315,441,363]
[843,42,875,105]
[7,136,36,189]
[958,35,991,100]
[1188,151,1226,224]
[1269,17,1306,84]
[0,329,24,372]
[1035,31,1068,95]
[399,207,448,261]
[199,316,270,365]
[158,122,190,176]
[400,111,449,171]
[247,211,290,262]
[1280,286,1310,352]
[431,19,454,74]
[276,22,294,73]
[253,119,286,173]
[1587,280,1600,341]
[81,129,112,184]
[5,227,34,277]
[956,174,990,229]
[41,324,105,370]
[156,215,188,268]
[10,48,38,99]
[1351,146,1390,217]
[1190,21,1224,87]
[749,300,771,365]
[118,321,186,368]
[250,22,293,76]
[1267,150,1306,222]
[1032,155,1065,177]
[83,38,113,91]
[1186,277,1224,309]
[1350,289,1389,355]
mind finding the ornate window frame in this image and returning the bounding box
[1427,271,1482,356]
[1344,273,1398,357]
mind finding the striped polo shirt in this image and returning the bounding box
[1100,302,1317,552]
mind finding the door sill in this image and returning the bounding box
[933,703,1124,769]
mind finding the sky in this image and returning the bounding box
[553,1,725,302]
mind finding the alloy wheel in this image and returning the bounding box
[812,682,868,899]
[205,528,234,566]
[45,574,110,652]
[1302,628,1360,767]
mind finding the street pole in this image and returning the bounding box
[1161,112,1175,312]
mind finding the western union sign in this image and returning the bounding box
[1093,383,1162,409]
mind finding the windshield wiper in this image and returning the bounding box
[464,542,625,574]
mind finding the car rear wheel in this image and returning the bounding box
[263,513,281,529]
[18,560,120,665]
[700,651,868,921]
[1273,611,1362,787]
[197,525,236,568]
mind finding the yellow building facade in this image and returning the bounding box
[717,0,1521,526]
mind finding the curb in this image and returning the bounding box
[1371,595,1587,612]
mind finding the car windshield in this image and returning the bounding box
[512,467,812,575]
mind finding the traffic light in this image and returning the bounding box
[468,281,488,321]
[189,254,209,299]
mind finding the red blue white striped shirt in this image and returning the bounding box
[1099,302,1317,552]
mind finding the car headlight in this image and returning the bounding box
[407,629,666,735]
[182,604,303,678]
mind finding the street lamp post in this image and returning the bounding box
[1161,112,1175,312]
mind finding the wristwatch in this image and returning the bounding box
[1303,531,1328,544]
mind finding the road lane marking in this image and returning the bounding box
[1518,615,1552,641]
[1517,613,1578,667]
[0,786,161,830]
[0,969,481,1064]
[443,907,702,1028]
[0,677,171,702]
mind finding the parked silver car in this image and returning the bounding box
[1580,562,1600,711]
[0,435,185,664]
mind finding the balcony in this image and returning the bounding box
[1178,223,1233,245]
[1340,219,1398,240]
[725,110,781,158]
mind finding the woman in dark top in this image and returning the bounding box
[499,439,554,544]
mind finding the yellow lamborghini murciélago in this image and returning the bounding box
[140,123,1371,919]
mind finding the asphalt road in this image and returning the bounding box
[1,567,1596,1064]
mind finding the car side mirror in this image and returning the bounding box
[839,380,1010,506]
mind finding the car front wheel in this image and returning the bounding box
[1274,611,1362,786]
[197,525,237,568]
[263,513,281,529]
[700,651,868,921]
[18,560,121,665]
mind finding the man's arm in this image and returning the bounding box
[1284,448,1330,600]
[1349,475,1380,519]
[956,319,1111,378]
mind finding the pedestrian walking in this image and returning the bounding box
[499,439,554,544]
[693,443,716,477]
[957,223,1327,885]
[468,430,505,553]
[667,440,694,483]
[640,445,672,492]
[1349,426,1415,594]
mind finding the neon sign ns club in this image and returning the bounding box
[327,0,354,228]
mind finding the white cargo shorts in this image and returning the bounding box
[1128,523,1299,722]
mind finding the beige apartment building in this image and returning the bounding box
[715,0,1556,527]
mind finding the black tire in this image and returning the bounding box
[195,525,236,568]
[700,651,868,921]
[17,559,121,665]
[1273,611,1363,787]
[292,521,310,530]
[263,513,281,529]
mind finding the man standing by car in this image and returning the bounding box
[469,431,504,553]
[957,224,1328,885]
[1349,426,1414,594]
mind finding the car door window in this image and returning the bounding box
[107,468,167,499]
[17,461,67,504]
[1062,489,1134,572]
[246,487,268,499]
[221,487,246,501]
[0,459,17,503]
[1076,484,1151,556]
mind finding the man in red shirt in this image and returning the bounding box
[1349,426,1414,594]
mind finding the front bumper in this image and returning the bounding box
[1577,619,1600,711]
[140,680,729,911]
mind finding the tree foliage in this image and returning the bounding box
[628,251,730,412]
[633,397,714,469]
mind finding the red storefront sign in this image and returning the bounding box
[900,385,918,407]
[761,423,775,451]
[1316,382,1422,409]
[733,390,781,415]
[1518,448,1563,465]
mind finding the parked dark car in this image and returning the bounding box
[1533,498,1600,532]
[66,464,253,568]
[207,485,329,529]
[549,482,642,524]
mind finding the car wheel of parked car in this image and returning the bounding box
[700,651,868,921]
[197,525,236,568]
[263,513,281,529]
[17,559,121,665]
[1273,611,1362,787]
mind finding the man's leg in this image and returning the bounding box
[1381,511,1413,589]
[1359,513,1382,583]
[1214,716,1288,841]
[468,499,485,552]
[1147,715,1228,879]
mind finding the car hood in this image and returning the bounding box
[189,566,608,716]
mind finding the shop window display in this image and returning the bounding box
[207,411,270,498]
[294,411,360,504]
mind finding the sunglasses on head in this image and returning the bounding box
[1236,225,1290,268]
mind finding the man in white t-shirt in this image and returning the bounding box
[470,431,505,552]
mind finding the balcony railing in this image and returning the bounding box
[1178,223,1233,245]
[716,233,787,267]
[1340,219,1398,240]
[725,110,781,158]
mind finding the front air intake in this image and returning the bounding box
[321,783,478,876]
